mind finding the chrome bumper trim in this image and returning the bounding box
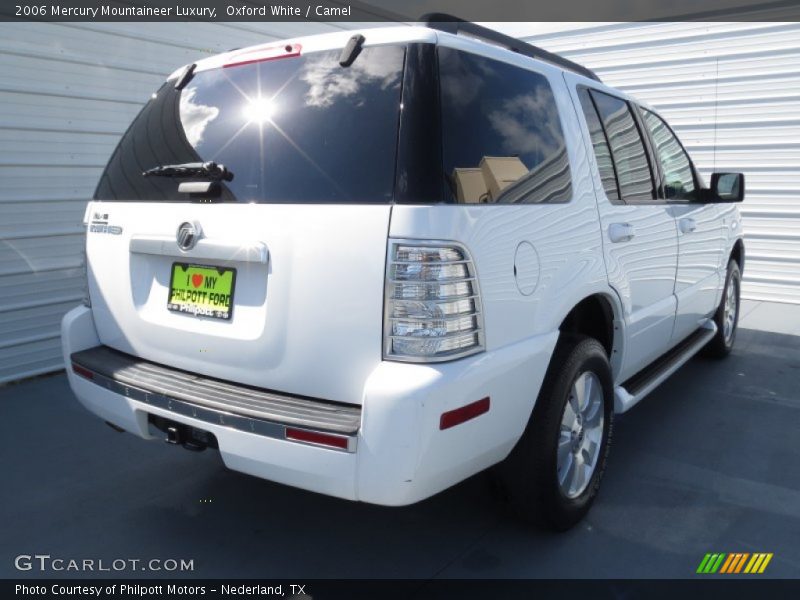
[73,363,357,453]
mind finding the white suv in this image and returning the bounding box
[62,19,745,530]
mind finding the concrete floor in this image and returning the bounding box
[1,300,799,579]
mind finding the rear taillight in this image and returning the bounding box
[72,363,94,380]
[384,240,485,362]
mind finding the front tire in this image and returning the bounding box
[498,335,614,531]
[702,259,741,358]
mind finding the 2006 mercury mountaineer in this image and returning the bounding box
[62,17,745,530]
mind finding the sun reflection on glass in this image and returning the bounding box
[243,97,276,124]
[213,65,345,197]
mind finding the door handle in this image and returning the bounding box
[679,218,697,234]
[608,223,635,243]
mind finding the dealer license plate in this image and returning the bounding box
[167,263,236,320]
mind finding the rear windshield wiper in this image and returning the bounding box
[142,161,234,182]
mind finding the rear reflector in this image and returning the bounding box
[72,363,94,380]
[224,43,302,68]
[285,427,349,450]
[440,397,490,430]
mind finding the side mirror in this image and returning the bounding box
[710,172,744,202]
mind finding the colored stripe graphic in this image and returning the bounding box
[720,554,736,574]
[698,552,774,574]
[734,553,750,573]
[723,553,748,573]
[710,553,726,573]
[697,554,713,574]
[698,553,728,573]
[719,554,739,573]
[705,552,777,574]
[744,554,760,573]
[758,553,773,573]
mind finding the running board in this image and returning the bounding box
[614,320,717,413]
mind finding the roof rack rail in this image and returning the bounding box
[419,13,602,83]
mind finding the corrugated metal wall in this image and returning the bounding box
[516,15,800,304]
[0,21,360,383]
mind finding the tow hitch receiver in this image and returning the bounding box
[166,426,180,444]
[149,414,218,452]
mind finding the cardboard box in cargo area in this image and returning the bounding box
[453,156,528,203]
[481,157,528,200]
[453,168,487,204]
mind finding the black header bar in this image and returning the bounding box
[6,579,800,600]
[2,0,800,22]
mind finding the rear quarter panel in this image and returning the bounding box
[389,56,621,457]
[389,53,613,353]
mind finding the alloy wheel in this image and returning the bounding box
[557,371,604,499]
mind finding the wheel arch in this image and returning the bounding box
[730,238,745,274]
[557,292,624,378]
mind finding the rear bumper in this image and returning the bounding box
[62,305,558,505]
[71,345,361,452]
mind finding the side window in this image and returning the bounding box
[577,88,621,203]
[590,90,656,203]
[641,109,697,201]
[438,47,572,204]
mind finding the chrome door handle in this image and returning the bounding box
[679,218,697,234]
[608,223,635,243]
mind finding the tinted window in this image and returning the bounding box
[95,46,405,203]
[591,90,655,203]
[438,48,571,204]
[577,88,620,202]
[642,109,696,201]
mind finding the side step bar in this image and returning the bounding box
[614,321,717,413]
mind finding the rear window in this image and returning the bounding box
[438,47,571,204]
[95,46,405,203]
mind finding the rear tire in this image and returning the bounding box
[497,335,614,531]
[702,259,741,359]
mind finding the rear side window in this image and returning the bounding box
[641,109,697,201]
[95,46,405,203]
[438,47,571,204]
[590,90,655,203]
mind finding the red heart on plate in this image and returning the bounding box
[191,274,204,288]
